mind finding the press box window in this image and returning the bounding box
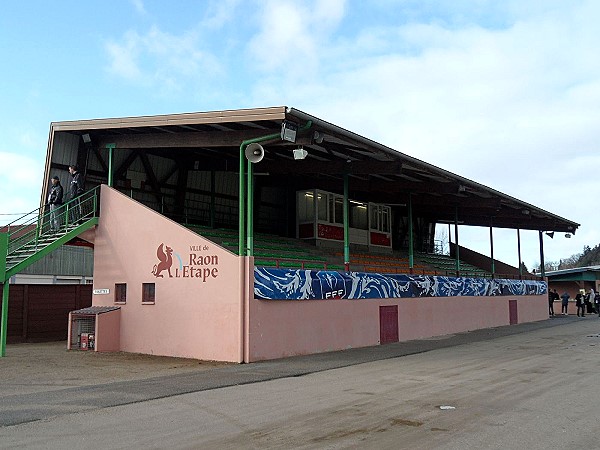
[142,283,155,304]
[114,283,127,303]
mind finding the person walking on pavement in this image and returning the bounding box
[561,292,570,315]
[576,291,585,317]
[47,175,63,232]
[68,164,85,223]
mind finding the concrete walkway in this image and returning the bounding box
[0,316,579,429]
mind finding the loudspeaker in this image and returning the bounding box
[245,143,265,163]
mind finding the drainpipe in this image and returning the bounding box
[239,120,312,257]
[237,120,312,362]
[247,158,256,257]
[239,134,278,257]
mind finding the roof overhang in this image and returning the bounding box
[43,106,580,233]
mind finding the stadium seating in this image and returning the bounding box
[187,225,492,276]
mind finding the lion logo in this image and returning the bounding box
[152,243,173,278]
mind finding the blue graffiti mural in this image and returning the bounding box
[254,268,547,300]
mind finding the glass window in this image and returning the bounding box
[370,205,379,230]
[382,208,390,232]
[369,204,391,232]
[298,191,314,222]
[142,283,155,304]
[114,283,127,303]
[317,193,327,221]
[334,197,344,224]
[350,203,368,229]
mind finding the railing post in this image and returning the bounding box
[65,203,70,230]
[93,188,98,216]
[0,233,7,283]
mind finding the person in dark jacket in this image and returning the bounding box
[68,165,85,223]
[68,165,84,199]
[576,292,585,317]
[548,290,555,317]
[47,175,63,231]
[561,292,570,315]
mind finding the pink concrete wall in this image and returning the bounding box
[247,295,547,362]
[92,186,242,362]
[95,310,121,352]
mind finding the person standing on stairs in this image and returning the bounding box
[47,175,63,232]
[68,165,85,223]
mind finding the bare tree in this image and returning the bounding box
[434,227,449,255]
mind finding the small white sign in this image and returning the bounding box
[93,288,110,295]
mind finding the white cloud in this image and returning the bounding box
[105,31,143,81]
[247,0,346,74]
[245,0,600,265]
[202,0,242,29]
[104,26,224,94]
[94,0,600,265]
[131,0,147,15]
[0,152,44,222]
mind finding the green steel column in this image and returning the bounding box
[0,282,9,357]
[517,228,523,278]
[247,160,254,257]
[106,143,116,187]
[489,219,495,277]
[239,121,312,258]
[539,231,545,277]
[454,207,460,275]
[0,232,7,282]
[408,194,414,270]
[343,174,350,271]
[238,145,246,257]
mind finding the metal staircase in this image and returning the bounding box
[0,186,101,356]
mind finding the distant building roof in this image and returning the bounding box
[546,266,600,282]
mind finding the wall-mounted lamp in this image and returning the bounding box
[293,147,308,160]
[281,120,299,143]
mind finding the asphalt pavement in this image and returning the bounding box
[0,315,579,429]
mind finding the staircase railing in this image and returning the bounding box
[1,186,101,357]
[5,186,100,262]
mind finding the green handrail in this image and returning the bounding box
[1,185,101,358]
[5,186,101,267]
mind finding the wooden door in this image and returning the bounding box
[379,305,399,344]
[509,299,518,325]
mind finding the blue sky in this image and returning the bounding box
[1,0,599,269]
